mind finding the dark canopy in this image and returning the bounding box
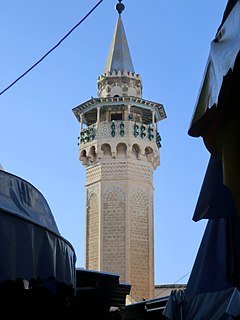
[0,169,76,287]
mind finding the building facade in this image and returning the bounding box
[72,1,166,301]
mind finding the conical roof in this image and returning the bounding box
[104,14,135,74]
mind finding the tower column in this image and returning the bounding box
[97,106,101,125]
[80,115,83,129]
[152,110,155,125]
[128,104,131,116]
[72,0,167,302]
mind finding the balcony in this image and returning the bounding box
[78,120,161,148]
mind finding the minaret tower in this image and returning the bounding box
[72,1,166,301]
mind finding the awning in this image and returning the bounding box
[0,170,76,287]
[188,0,240,139]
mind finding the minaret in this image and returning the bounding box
[72,1,166,302]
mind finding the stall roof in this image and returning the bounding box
[0,169,76,286]
[188,0,240,138]
[122,295,169,320]
[75,268,131,308]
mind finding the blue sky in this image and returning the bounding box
[1,0,227,287]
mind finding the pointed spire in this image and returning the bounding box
[103,1,135,74]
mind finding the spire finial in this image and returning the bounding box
[116,0,125,15]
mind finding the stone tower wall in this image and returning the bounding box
[129,187,152,301]
[85,160,154,301]
[85,187,99,270]
[102,186,126,279]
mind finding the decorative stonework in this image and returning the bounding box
[86,192,99,270]
[98,120,129,137]
[86,165,101,185]
[87,184,100,200]
[102,186,126,281]
[86,161,153,186]
[129,188,152,301]
[98,72,142,98]
[79,130,160,169]
[102,185,125,202]
[80,121,156,143]
[101,162,152,181]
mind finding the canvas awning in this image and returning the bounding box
[0,170,76,287]
[163,287,240,320]
[188,0,240,139]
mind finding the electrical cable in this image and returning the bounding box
[154,271,190,298]
[0,0,103,96]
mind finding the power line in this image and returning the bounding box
[154,271,190,298]
[0,0,103,96]
[173,271,190,285]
